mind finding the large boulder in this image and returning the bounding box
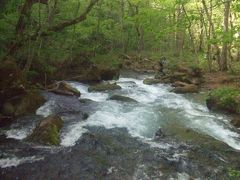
[26,115,63,145]
[206,88,240,114]
[48,82,80,97]
[109,95,138,103]
[1,90,45,117]
[88,83,121,92]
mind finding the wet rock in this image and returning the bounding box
[79,98,95,104]
[1,90,45,117]
[109,95,138,103]
[171,84,199,94]
[155,128,166,139]
[88,83,121,92]
[83,113,89,120]
[48,82,80,97]
[143,78,162,85]
[26,115,63,145]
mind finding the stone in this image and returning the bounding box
[88,83,121,92]
[26,115,63,145]
[109,95,138,103]
[48,82,80,97]
[143,78,162,85]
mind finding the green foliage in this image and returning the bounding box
[228,168,240,177]
[210,87,240,113]
[91,53,121,69]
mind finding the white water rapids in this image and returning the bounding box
[5,76,240,151]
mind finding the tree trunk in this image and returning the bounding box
[175,4,185,57]
[220,0,231,71]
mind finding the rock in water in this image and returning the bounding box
[88,83,121,92]
[109,95,138,103]
[26,115,63,145]
[143,78,162,85]
[155,128,166,139]
[48,82,80,97]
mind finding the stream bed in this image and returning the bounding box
[1,73,240,179]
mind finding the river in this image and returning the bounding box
[1,73,240,179]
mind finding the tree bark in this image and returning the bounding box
[220,0,231,71]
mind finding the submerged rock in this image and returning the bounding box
[88,83,121,92]
[26,115,63,145]
[143,78,162,85]
[109,95,138,103]
[48,82,80,97]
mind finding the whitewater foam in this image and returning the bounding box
[0,156,44,168]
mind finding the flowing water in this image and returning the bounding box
[1,73,240,179]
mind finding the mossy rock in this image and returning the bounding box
[1,90,45,117]
[49,82,80,97]
[26,115,63,145]
[109,95,138,103]
[88,83,121,92]
[143,78,162,85]
[206,87,240,114]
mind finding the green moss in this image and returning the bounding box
[45,125,60,145]
[209,87,240,113]
[27,115,63,145]
[228,168,240,177]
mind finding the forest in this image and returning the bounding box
[1,0,240,179]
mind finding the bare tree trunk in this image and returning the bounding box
[175,4,184,57]
[220,0,231,71]
[202,0,221,70]
[182,4,199,64]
